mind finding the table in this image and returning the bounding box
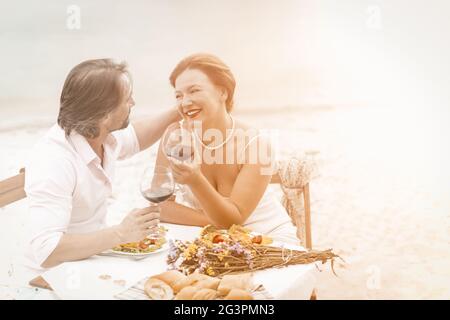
[27,224,318,300]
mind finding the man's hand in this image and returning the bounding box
[115,207,160,243]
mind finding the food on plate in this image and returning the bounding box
[98,274,111,280]
[174,286,197,300]
[199,224,273,246]
[212,234,225,243]
[192,288,217,300]
[224,288,254,300]
[112,226,167,254]
[217,274,253,296]
[144,278,174,300]
[251,235,263,244]
[167,225,339,277]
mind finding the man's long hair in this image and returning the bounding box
[57,59,131,138]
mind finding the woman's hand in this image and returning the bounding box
[168,157,202,185]
[166,121,203,185]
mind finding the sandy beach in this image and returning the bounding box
[1,0,450,300]
[1,104,448,299]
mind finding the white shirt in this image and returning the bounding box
[24,124,140,270]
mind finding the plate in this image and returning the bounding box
[99,240,170,260]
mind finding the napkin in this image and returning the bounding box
[41,253,167,300]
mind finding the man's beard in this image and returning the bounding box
[120,116,129,129]
[109,116,129,133]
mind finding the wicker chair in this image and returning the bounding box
[271,156,317,300]
[271,156,314,250]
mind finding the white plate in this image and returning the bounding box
[98,240,170,260]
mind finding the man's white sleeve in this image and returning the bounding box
[24,156,75,267]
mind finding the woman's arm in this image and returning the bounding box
[154,132,211,227]
[168,136,274,228]
[159,200,211,227]
[187,163,271,228]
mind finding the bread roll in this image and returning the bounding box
[174,286,197,300]
[217,274,253,296]
[150,270,186,288]
[192,288,217,300]
[193,278,220,290]
[224,289,254,300]
[172,272,211,293]
[144,278,174,300]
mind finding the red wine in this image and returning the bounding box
[141,188,173,203]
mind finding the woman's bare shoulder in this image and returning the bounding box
[233,118,252,131]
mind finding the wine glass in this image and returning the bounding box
[161,121,196,163]
[160,122,197,199]
[139,165,175,239]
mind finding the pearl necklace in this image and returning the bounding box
[193,115,236,150]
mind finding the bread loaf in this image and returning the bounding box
[217,274,253,296]
[150,270,186,289]
[172,272,210,293]
[193,278,220,290]
[224,288,254,300]
[192,288,217,300]
[144,278,174,300]
[174,286,197,300]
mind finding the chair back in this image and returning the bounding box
[0,168,26,207]
[270,156,314,250]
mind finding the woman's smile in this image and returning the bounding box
[184,108,202,119]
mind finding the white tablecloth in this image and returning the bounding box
[38,224,318,300]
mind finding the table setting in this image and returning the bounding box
[27,223,336,300]
[24,128,338,300]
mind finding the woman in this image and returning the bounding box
[156,53,299,245]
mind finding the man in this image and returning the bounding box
[24,59,179,271]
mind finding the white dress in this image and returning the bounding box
[176,133,300,245]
